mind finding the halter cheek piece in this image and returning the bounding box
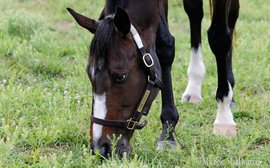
[90,24,163,130]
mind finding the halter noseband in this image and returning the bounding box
[90,23,162,131]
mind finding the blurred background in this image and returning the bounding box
[0,0,269,167]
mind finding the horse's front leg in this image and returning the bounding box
[156,13,179,149]
[182,0,206,103]
[208,0,238,136]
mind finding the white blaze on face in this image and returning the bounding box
[182,45,206,101]
[92,93,107,150]
[214,82,236,125]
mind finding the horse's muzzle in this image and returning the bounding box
[97,138,131,159]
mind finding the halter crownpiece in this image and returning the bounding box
[130,24,156,70]
[90,21,162,131]
[130,24,144,49]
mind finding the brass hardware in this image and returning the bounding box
[143,53,154,67]
[137,90,151,112]
[127,118,138,130]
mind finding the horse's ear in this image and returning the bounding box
[114,7,131,35]
[67,8,98,34]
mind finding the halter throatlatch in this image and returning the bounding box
[90,23,162,131]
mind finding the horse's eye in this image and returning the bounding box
[111,73,128,84]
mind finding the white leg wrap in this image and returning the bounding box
[182,45,205,103]
[214,83,236,125]
[213,83,237,136]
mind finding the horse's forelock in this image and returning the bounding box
[90,18,116,70]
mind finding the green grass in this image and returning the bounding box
[0,0,269,167]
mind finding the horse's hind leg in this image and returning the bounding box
[156,12,179,149]
[227,0,240,108]
[182,0,206,103]
[208,0,238,136]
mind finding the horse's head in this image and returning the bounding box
[67,8,161,158]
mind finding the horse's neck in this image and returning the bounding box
[104,0,160,30]
[102,0,160,49]
[105,0,126,14]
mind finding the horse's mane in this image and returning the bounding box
[90,17,116,69]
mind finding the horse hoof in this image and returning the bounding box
[182,95,202,103]
[156,141,177,150]
[213,124,237,137]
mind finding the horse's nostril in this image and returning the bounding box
[98,140,130,158]
[117,140,130,158]
[99,142,111,158]
[119,140,126,149]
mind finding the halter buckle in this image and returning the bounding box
[127,118,138,130]
[143,53,154,68]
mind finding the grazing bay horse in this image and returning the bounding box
[67,0,239,158]
[68,0,178,157]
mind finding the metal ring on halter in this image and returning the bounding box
[143,53,154,68]
[127,118,138,130]
[147,74,158,86]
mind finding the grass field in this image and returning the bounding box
[0,0,269,167]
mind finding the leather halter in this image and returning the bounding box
[90,24,162,130]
